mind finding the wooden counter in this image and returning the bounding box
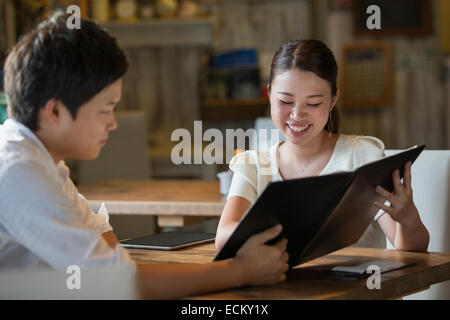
[128,243,450,300]
[78,179,225,227]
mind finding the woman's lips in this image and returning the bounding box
[286,123,312,136]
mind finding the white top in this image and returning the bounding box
[227,134,387,248]
[0,119,133,270]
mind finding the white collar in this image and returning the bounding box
[270,135,342,180]
[4,118,64,170]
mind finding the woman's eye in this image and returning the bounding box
[279,100,293,105]
[100,110,112,115]
[307,103,322,107]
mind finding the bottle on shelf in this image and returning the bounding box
[91,0,110,22]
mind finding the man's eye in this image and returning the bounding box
[100,110,112,114]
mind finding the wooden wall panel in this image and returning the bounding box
[330,1,448,150]
[0,1,5,61]
[206,0,311,79]
[118,0,313,156]
[117,0,449,167]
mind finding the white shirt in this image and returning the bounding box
[227,134,387,248]
[0,119,133,270]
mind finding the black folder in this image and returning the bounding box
[214,145,425,268]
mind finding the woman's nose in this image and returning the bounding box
[290,104,307,119]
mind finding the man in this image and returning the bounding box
[0,12,288,299]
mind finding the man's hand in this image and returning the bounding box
[231,224,289,286]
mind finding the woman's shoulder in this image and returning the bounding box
[229,147,274,182]
[229,148,272,168]
[339,134,385,151]
[337,134,385,168]
[229,150,256,168]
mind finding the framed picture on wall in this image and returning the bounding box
[352,0,432,37]
[341,42,393,109]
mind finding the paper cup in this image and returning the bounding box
[216,171,233,195]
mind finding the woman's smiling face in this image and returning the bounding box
[269,69,337,146]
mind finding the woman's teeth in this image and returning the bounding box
[288,124,310,132]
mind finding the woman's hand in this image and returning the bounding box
[231,224,289,286]
[374,161,429,251]
[374,161,421,227]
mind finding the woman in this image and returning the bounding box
[216,39,429,252]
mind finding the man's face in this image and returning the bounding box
[58,78,122,160]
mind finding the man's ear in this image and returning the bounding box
[42,98,62,124]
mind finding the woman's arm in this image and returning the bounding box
[215,196,251,249]
[137,224,289,299]
[378,212,429,251]
[375,162,430,251]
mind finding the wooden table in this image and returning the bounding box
[78,179,226,227]
[128,243,450,300]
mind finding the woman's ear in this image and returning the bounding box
[331,89,340,111]
[267,83,271,94]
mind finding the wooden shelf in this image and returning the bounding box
[202,97,269,121]
[100,17,214,47]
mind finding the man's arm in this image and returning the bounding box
[102,231,119,248]
[0,163,125,268]
[136,225,289,299]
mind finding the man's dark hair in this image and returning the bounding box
[4,11,128,131]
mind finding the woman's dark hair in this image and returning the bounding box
[269,39,340,134]
[4,11,128,131]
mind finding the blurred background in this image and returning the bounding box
[1,0,449,182]
[0,0,449,299]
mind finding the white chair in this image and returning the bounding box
[385,149,450,300]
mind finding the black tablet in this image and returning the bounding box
[120,232,216,250]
